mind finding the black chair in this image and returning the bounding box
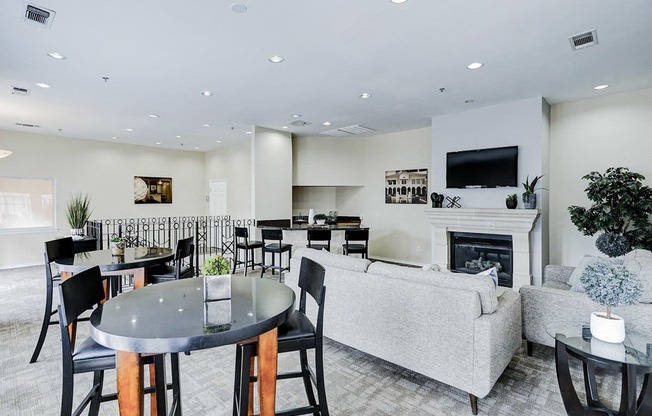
[260,228,292,279]
[58,265,182,416]
[342,228,369,259]
[233,257,329,416]
[30,237,75,364]
[232,227,263,276]
[306,228,332,252]
[148,236,195,284]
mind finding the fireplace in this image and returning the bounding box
[450,232,513,288]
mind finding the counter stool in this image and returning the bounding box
[233,227,263,276]
[260,228,292,280]
[342,229,369,259]
[306,228,332,252]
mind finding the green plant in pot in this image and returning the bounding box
[505,194,518,209]
[522,175,544,209]
[313,213,328,225]
[580,261,642,343]
[203,255,231,276]
[109,235,125,255]
[568,167,652,257]
[65,193,93,239]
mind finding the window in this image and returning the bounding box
[0,177,56,232]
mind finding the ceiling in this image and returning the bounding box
[1,0,651,152]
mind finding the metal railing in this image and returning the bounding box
[87,216,257,274]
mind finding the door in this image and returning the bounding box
[209,179,227,217]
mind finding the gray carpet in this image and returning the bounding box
[0,266,623,415]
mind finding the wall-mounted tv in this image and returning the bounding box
[446,146,518,189]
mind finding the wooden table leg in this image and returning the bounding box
[117,351,144,416]
[257,328,278,416]
[133,268,146,289]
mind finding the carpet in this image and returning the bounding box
[0,265,624,415]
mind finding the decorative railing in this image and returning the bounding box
[86,216,257,274]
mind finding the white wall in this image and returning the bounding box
[205,140,253,220]
[549,87,652,266]
[431,97,550,283]
[0,129,205,268]
[252,127,293,220]
[293,136,365,186]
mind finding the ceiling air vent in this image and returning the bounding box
[569,29,598,51]
[22,2,55,29]
[15,123,41,128]
[291,120,310,127]
[320,124,376,137]
[11,86,30,96]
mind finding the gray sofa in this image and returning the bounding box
[520,249,652,354]
[285,248,522,415]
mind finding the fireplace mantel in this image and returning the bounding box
[424,208,540,290]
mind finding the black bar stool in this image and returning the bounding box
[260,228,292,280]
[232,227,263,276]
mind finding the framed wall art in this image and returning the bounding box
[134,176,172,204]
[385,168,428,204]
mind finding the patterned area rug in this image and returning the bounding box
[0,266,625,415]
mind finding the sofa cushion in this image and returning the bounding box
[367,261,498,314]
[623,249,652,303]
[291,247,371,273]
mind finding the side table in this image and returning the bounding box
[548,321,652,415]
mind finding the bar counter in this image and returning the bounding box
[255,221,368,255]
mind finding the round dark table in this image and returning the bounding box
[548,321,652,415]
[55,247,175,290]
[90,276,296,416]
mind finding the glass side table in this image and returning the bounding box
[547,321,652,415]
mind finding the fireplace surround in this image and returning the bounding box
[425,208,540,290]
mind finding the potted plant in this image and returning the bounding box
[568,167,652,257]
[580,261,642,343]
[65,193,93,239]
[109,235,125,255]
[522,175,544,209]
[203,255,231,276]
[313,213,328,225]
[505,194,518,209]
[203,255,231,302]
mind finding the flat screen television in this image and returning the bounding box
[446,146,518,188]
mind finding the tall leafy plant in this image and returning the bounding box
[568,167,652,257]
[65,193,93,229]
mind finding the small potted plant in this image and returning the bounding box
[65,193,93,239]
[522,175,544,209]
[109,235,125,255]
[313,213,328,225]
[505,194,517,209]
[580,261,642,343]
[203,255,231,276]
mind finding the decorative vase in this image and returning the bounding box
[308,209,315,225]
[590,311,626,343]
[506,199,517,209]
[522,193,537,209]
[110,240,125,256]
[70,228,85,239]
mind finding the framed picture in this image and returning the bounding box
[134,176,172,204]
[385,168,428,204]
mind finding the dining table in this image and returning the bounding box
[55,246,175,290]
[90,275,296,415]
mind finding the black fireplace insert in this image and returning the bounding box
[450,232,513,288]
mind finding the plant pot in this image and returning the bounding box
[204,274,232,301]
[70,228,85,239]
[506,199,517,209]
[590,311,626,343]
[316,219,326,225]
[110,241,125,256]
[522,193,537,209]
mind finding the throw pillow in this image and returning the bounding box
[623,249,652,303]
[477,267,498,289]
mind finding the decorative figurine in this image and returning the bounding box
[446,196,461,208]
[430,192,445,208]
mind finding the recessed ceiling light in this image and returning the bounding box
[201,91,213,96]
[202,124,212,127]
[111,136,118,140]
[149,114,160,118]
[35,82,51,88]
[231,3,247,13]
[466,62,484,70]
[282,126,289,129]
[268,55,284,63]
[390,0,408,3]
[323,121,332,126]
[126,128,134,132]
[245,131,252,134]
[360,93,372,99]
[195,146,199,150]
[156,142,162,145]
[593,84,609,90]
[47,52,66,60]
[176,135,182,138]
[292,114,301,118]
[216,140,222,143]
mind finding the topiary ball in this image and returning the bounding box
[596,232,630,257]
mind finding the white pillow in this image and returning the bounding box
[477,267,498,289]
